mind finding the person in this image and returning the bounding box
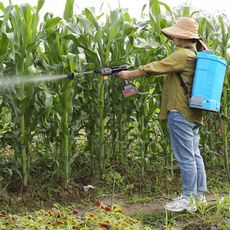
[117,17,207,212]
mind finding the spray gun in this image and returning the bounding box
[67,65,139,97]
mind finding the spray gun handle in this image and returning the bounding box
[124,79,131,85]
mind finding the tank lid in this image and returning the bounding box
[197,51,227,65]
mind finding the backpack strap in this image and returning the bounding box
[177,46,197,97]
[177,72,190,97]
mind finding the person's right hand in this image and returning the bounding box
[116,71,131,80]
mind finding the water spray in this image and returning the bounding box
[0,74,66,88]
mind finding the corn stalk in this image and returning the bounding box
[218,16,230,180]
[1,2,44,190]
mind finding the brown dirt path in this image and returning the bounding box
[94,194,219,216]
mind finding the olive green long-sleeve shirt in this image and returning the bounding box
[138,46,203,125]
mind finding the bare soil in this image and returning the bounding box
[95,194,217,216]
[89,195,221,230]
[95,196,165,216]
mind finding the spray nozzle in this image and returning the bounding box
[67,72,74,80]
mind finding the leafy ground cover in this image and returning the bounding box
[0,202,152,229]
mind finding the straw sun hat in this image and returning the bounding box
[161,17,208,50]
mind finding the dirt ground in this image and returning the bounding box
[87,194,223,230]
[94,194,217,216]
[97,197,164,216]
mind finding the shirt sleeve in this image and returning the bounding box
[138,49,187,75]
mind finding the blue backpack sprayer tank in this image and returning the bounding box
[189,51,227,112]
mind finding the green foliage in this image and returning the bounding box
[0,0,229,194]
[63,0,74,20]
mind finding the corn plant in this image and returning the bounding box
[35,0,79,187]
[216,16,230,180]
[0,1,45,190]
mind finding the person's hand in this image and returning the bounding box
[116,71,132,80]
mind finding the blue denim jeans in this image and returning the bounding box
[167,111,207,200]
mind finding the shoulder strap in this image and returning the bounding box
[177,46,197,97]
[177,72,190,97]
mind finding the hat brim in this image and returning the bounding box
[161,26,200,40]
[161,27,209,51]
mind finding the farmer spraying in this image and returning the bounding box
[117,17,208,212]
